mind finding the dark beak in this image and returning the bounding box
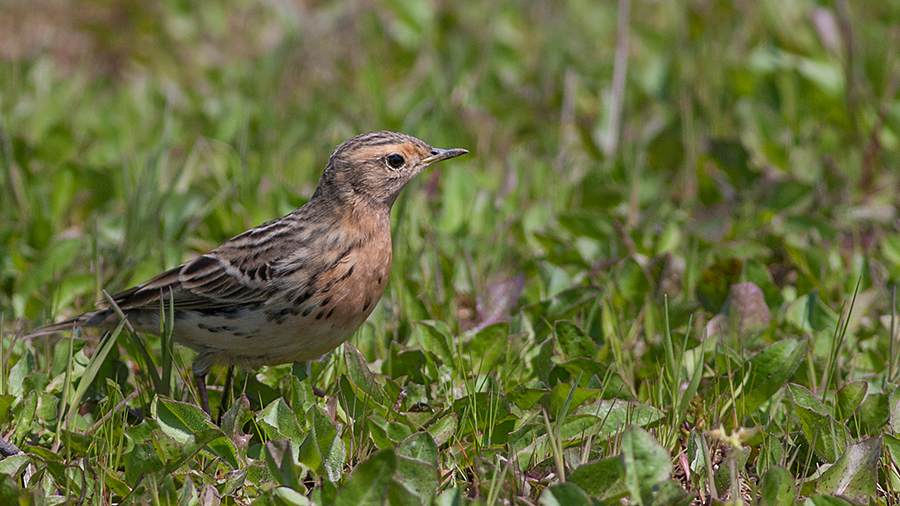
[422,147,469,165]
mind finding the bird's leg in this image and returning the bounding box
[294,361,326,398]
[193,370,210,415]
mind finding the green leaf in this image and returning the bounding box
[163,427,233,473]
[733,339,807,425]
[451,392,512,435]
[568,457,625,500]
[758,434,786,476]
[265,440,303,489]
[289,367,317,417]
[788,384,847,462]
[557,415,604,440]
[369,414,414,448]
[785,292,839,333]
[9,390,38,444]
[708,137,753,188]
[713,447,750,499]
[590,400,666,437]
[621,425,671,504]
[415,321,456,370]
[0,455,30,477]
[152,429,183,461]
[125,442,164,486]
[396,432,438,467]
[697,258,742,312]
[649,480,692,506]
[154,398,212,440]
[523,286,601,321]
[334,449,398,506]
[883,435,900,477]
[765,180,814,212]
[802,495,854,506]
[273,486,313,505]
[344,342,386,406]
[220,394,252,445]
[539,483,596,506]
[816,436,880,502]
[427,413,457,447]
[508,386,549,410]
[556,358,612,387]
[0,395,16,425]
[394,450,438,504]
[555,320,597,361]
[836,381,867,421]
[389,348,428,384]
[617,258,650,306]
[882,235,900,266]
[855,392,889,435]
[465,322,508,374]
[0,474,24,504]
[559,211,615,240]
[258,397,305,452]
[298,405,346,482]
[154,398,238,469]
[760,466,796,506]
[540,383,598,419]
[103,468,132,498]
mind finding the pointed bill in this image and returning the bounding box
[422,147,468,165]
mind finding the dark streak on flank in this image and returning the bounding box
[196,303,260,319]
[316,311,324,320]
[266,305,299,324]
[321,296,331,307]
[377,276,382,284]
[339,265,355,282]
[198,323,237,333]
[326,307,335,319]
[294,289,315,306]
[302,306,314,317]
[326,244,356,272]
[363,298,371,312]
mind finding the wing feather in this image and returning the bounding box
[92,210,333,313]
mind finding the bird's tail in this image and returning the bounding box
[26,317,88,337]
[26,310,110,338]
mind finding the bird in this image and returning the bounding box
[31,131,468,414]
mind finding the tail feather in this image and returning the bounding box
[27,310,115,338]
[27,317,87,337]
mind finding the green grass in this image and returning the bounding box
[2,0,900,504]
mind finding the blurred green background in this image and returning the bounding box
[2,0,900,502]
[3,0,897,326]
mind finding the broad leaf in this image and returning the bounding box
[816,436,880,502]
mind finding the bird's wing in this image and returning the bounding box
[103,215,316,311]
[103,254,275,311]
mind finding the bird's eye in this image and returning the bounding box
[386,154,405,169]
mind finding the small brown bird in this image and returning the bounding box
[33,131,468,413]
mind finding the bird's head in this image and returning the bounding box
[315,131,468,208]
